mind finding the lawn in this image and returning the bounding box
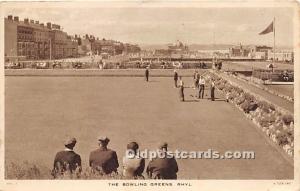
[5,74,293,179]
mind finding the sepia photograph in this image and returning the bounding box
[0,1,299,190]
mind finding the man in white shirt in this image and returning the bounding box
[198,76,205,99]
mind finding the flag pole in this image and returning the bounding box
[273,17,275,72]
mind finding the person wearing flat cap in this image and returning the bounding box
[146,142,178,179]
[52,137,82,178]
[122,142,145,179]
[89,136,119,175]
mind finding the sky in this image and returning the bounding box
[3,5,295,47]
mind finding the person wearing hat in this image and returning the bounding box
[52,137,82,178]
[146,142,178,179]
[122,142,145,179]
[89,136,119,175]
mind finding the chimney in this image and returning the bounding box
[30,19,34,24]
[57,25,60,30]
[24,18,29,24]
[8,15,13,20]
[13,16,19,22]
[40,23,44,27]
[35,21,39,24]
[75,34,78,38]
[46,22,51,29]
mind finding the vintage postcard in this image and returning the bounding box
[0,1,299,191]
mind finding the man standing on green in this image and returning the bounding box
[193,70,200,89]
[178,76,185,102]
[198,76,206,99]
[174,70,178,88]
[145,67,149,82]
[210,80,215,101]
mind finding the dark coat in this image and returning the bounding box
[174,72,178,81]
[89,147,119,174]
[179,86,184,101]
[146,155,178,179]
[52,150,81,175]
[193,73,200,80]
[145,69,149,76]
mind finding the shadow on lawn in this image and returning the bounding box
[186,96,227,102]
[182,100,199,102]
[146,80,160,83]
[213,98,227,102]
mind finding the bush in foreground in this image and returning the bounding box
[5,161,51,179]
[5,162,147,180]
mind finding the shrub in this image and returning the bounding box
[218,83,225,90]
[240,101,258,113]
[268,113,276,123]
[258,113,277,127]
[236,94,246,105]
[227,92,236,101]
[258,117,270,127]
[235,87,244,95]
[240,100,250,111]
[258,101,271,113]
[276,132,289,146]
[281,114,294,125]
[5,161,51,179]
[244,93,255,102]
[286,129,294,143]
[269,104,275,111]
[272,122,283,132]
[224,84,233,92]
[248,102,258,113]
[5,162,149,180]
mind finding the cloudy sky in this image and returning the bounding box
[3,4,295,47]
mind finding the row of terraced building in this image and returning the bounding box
[4,15,141,61]
[5,15,78,61]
